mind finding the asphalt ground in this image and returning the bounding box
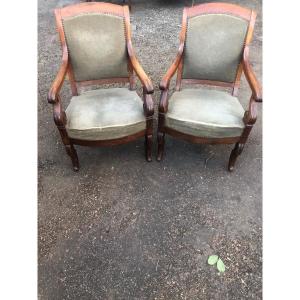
[38,0,262,298]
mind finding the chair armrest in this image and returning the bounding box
[47,48,69,104]
[242,46,262,102]
[127,41,154,94]
[159,43,184,90]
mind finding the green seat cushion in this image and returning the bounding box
[165,88,245,138]
[65,88,146,140]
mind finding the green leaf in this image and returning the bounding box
[208,255,219,265]
[217,258,226,273]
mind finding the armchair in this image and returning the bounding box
[157,3,262,171]
[48,2,154,171]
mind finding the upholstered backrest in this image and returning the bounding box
[62,13,128,81]
[182,14,249,82]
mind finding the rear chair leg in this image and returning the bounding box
[145,134,153,162]
[228,143,244,172]
[65,144,79,172]
[157,132,165,161]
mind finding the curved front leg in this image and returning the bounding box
[53,97,79,171]
[228,143,244,171]
[143,92,154,162]
[157,89,169,161]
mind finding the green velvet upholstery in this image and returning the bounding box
[165,88,245,138]
[183,14,248,82]
[63,13,128,81]
[65,88,146,140]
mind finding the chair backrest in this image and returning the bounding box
[178,3,256,90]
[55,3,132,93]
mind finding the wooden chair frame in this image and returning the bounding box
[157,2,262,171]
[85,0,132,10]
[48,2,154,171]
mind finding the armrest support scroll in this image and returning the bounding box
[53,96,67,127]
[159,89,169,114]
[243,96,257,125]
[143,91,154,118]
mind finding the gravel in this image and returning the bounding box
[38,0,262,299]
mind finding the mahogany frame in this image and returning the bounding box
[157,2,262,171]
[85,0,132,10]
[48,2,154,171]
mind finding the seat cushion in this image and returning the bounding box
[65,88,146,141]
[165,88,245,138]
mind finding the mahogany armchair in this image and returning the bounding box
[48,2,154,171]
[157,3,262,171]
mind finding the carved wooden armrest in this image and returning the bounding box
[242,46,262,103]
[47,48,69,104]
[127,41,154,94]
[159,43,184,91]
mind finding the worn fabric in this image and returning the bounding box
[165,88,245,138]
[63,13,128,81]
[66,88,146,140]
[183,14,248,82]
